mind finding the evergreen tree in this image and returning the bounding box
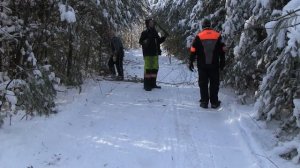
[0,0,23,126]
[255,0,300,136]
[0,0,148,125]
[150,0,300,163]
[151,0,226,60]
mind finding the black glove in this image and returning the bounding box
[189,62,194,72]
[142,39,149,45]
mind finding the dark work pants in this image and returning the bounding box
[198,68,220,104]
[144,69,159,90]
[152,69,159,87]
[108,56,123,77]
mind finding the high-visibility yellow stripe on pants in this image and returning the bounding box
[144,56,159,70]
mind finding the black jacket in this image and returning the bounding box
[111,36,124,57]
[139,28,166,56]
[190,28,225,70]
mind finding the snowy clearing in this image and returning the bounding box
[0,50,297,168]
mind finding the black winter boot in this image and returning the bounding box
[152,77,161,89]
[200,102,208,109]
[144,78,152,91]
[211,101,221,109]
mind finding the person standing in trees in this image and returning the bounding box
[139,18,167,91]
[108,30,125,80]
[189,19,226,109]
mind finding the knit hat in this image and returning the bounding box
[145,18,153,28]
[202,18,211,28]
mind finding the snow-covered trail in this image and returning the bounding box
[0,50,279,168]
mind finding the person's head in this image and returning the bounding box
[109,30,115,38]
[145,18,155,28]
[202,18,211,29]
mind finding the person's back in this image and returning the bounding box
[111,36,124,57]
[190,28,224,70]
[108,31,124,80]
[189,19,225,109]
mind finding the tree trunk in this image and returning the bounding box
[0,42,2,72]
[85,45,90,71]
[0,0,3,72]
[67,25,73,77]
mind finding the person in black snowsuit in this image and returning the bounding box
[108,30,124,80]
[189,19,226,109]
[139,18,167,91]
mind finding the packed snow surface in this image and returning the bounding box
[0,50,297,168]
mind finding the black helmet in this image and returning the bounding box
[202,18,211,28]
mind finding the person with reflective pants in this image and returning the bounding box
[139,18,167,91]
[189,19,225,109]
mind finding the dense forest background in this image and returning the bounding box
[0,0,299,163]
[150,0,300,162]
[0,0,147,121]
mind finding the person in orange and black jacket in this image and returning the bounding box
[139,18,167,91]
[189,18,225,109]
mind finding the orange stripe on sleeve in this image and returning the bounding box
[190,47,196,53]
